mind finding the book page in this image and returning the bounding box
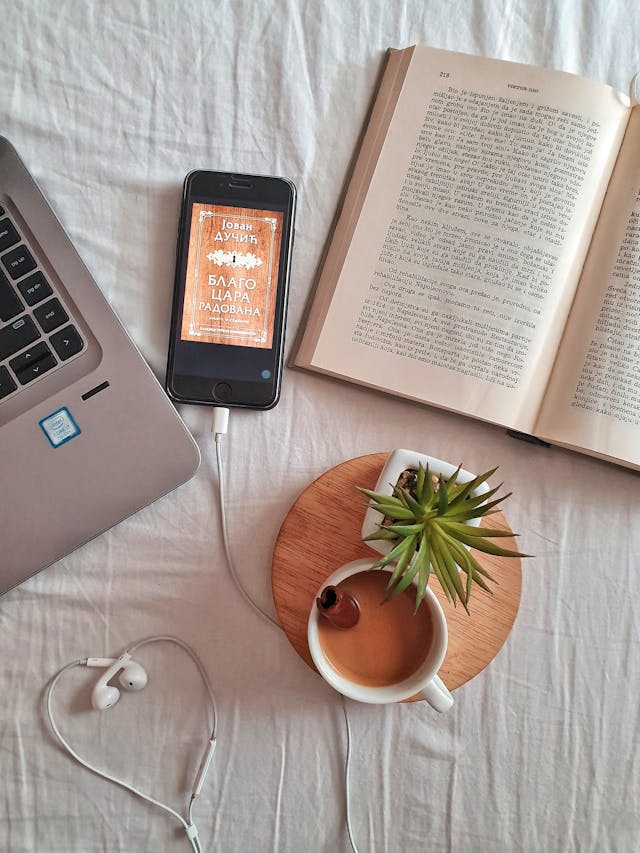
[301,46,628,432]
[535,108,640,465]
[294,48,413,351]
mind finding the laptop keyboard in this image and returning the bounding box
[0,203,85,401]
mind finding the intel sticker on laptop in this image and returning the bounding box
[39,407,81,448]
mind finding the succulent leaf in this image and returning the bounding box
[446,484,503,513]
[383,523,425,535]
[435,475,448,515]
[446,529,525,558]
[389,554,422,597]
[371,502,415,521]
[423,464,434,501]
[433,530,468,613]
[444,533,474,602]
[385,535,418,589]
[401,489,424,518]
[430,538,457,606]
[415,542,431,612]
[464,550,473,601]
[415,463,426,503]
[429,546,452,604]
[470,567,493,592]
[447,468,498,509]
[440,521,516,538]
[371,534,416,569]
[461,546,497,584]
[387,532,427,600]
[356,486,398,505]
[446,464,462,489]
[363,528,399,541]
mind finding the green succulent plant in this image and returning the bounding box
[359,463,525,613]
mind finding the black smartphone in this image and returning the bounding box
[165,170,296,409]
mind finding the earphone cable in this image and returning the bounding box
[341,695,360,853]
[188,796,203,853]
[46,639,216,852]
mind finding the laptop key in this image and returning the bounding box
[0,315,40,360]
[17,271,52,306]
[2,244,37,280]
[34,297,69,333]
[9,340,53,374]
[14,350,57,385]
[0,270,23,321]
[0,364,17,399]
[49,324,83,360]
[0,218,20,253]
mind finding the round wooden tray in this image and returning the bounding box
[271,453,522,700]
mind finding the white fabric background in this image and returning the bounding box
[1,1,639,851]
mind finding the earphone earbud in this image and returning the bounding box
[118,659,148,692]
[88,652,148,711]
[93,684,121,711]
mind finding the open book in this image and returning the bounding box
[294,45,640,470]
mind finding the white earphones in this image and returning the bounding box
[46,636,217,853]
[88,652,148,710]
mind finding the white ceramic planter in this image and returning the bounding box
[361,449,491,557]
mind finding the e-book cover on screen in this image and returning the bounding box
[181,203,283,348]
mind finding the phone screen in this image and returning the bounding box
[166,173,295,409]
[180,203,283,349]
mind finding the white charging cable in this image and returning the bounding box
[46,636,217,853]
[212,408,360,853]
[212,407,280,628]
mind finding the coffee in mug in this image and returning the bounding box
[308,559,453,710]
[317,570,434,687]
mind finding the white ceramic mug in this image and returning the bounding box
[308,559,454,712]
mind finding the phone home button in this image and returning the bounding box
[212,382,232,403]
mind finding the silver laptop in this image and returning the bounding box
[0,137,200,594]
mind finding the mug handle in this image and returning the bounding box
[419,674,454,712]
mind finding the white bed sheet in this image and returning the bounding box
[1,1,640,851]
